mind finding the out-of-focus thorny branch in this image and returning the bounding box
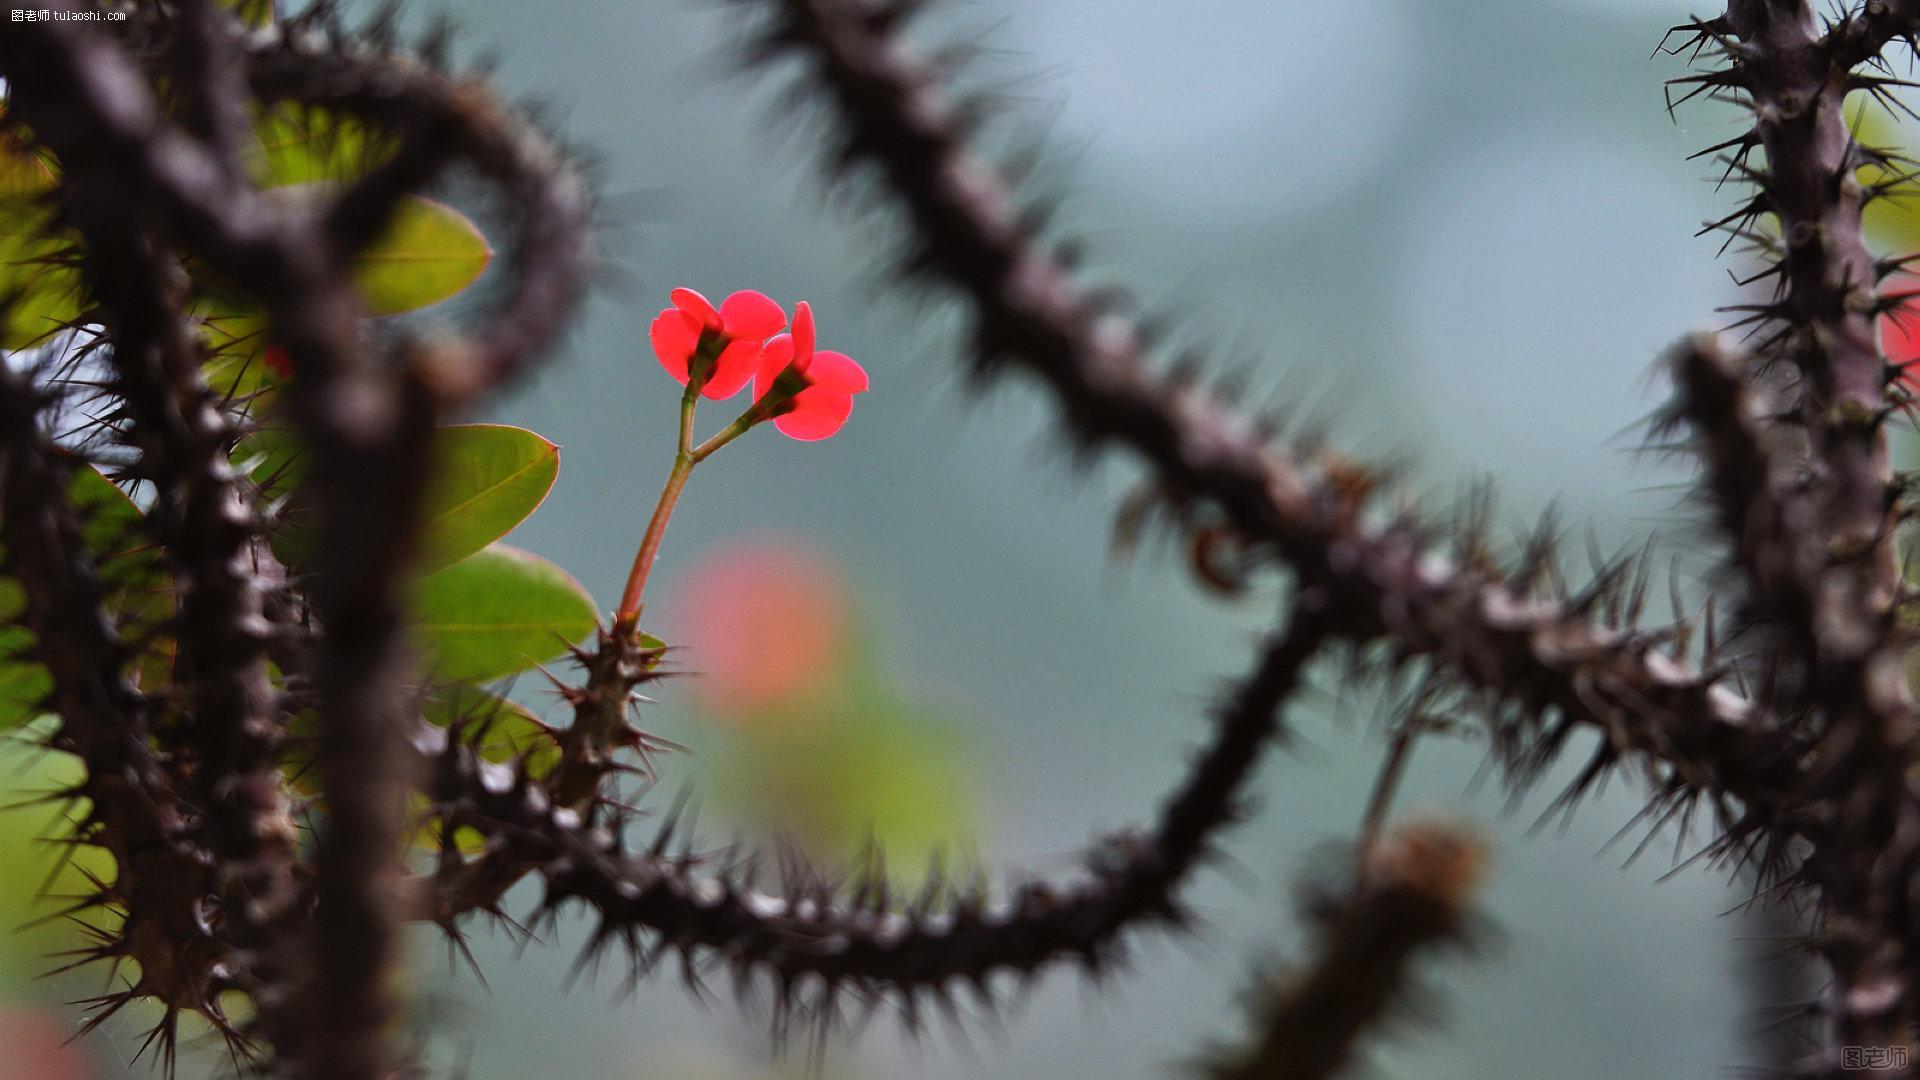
[759,0,1799,829]
[0,365,233,1064]
[1205,823,1485,1080]
[1830,0,1920,68]
[14,0,1920,1076]
[0,2,589,1075]
[1667,334,1826,688]
[54,147,302,1051]
[0,13,419,1077]
[760,0,1920,1073]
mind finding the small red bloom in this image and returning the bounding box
[263,343,294,379]
[1886,305,1920,386]
[649,287,786,400]
[753,301,869,441]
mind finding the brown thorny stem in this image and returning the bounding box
[613,338,800,632]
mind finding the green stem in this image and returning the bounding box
[692,372,804,462]
[690,408,762,463]
[615,383,700,632]
[613,366,805,634]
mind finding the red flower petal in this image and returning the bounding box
[1885,307,1920,385]
[805,350,868,394]
[263,344,294,379]
[650,308,700,384]
[670,287,723,331]
[773,386,856,441]
[719,290,786,340]
[791,301,816,368]
[754,334,795,401]
[703,339,762,400]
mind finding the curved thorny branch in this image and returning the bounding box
[416,598,1330,1024]
[4,0,1920,1078]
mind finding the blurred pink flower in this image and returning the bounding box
[673,537,851,717]
[0,1006,93,1080]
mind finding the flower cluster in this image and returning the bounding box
[649,288,869,440]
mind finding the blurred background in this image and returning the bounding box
[0,0,1853,1076]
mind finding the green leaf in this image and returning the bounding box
[0,621,51,734]
[1855,106,1920,254]
[68,459,143,552]
[248,105,392,188]
[408,543,596,682]
[0,127,84,348]
[0,204,85,349]
[232,426,316,567]
[196,307,275,400]
[415,425,559,575]
[236,424,558,574]
[351,195,491,315]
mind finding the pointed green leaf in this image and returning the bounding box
[236,423,558,575]
[0,125,83,349]
[232,425,317,568]
[408,543,596,682]
[248,105,392,188]
[0,614,49,734]
[196,306,275,400]
[351,195,491,315]
[415,424,560,575]
[0,203,85,349]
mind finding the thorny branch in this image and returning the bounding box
[1680,2,1920,1071]
[423,596,1332,1021]
[1203,823,1485,1080]
[5,0,1920,1077]
[0,363,227,1065]
[758,0,1802,837]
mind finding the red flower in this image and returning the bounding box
[753,302,869,441]
[263,343,294,379]
[1886,304,1920,386]
[649,287,786,400]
